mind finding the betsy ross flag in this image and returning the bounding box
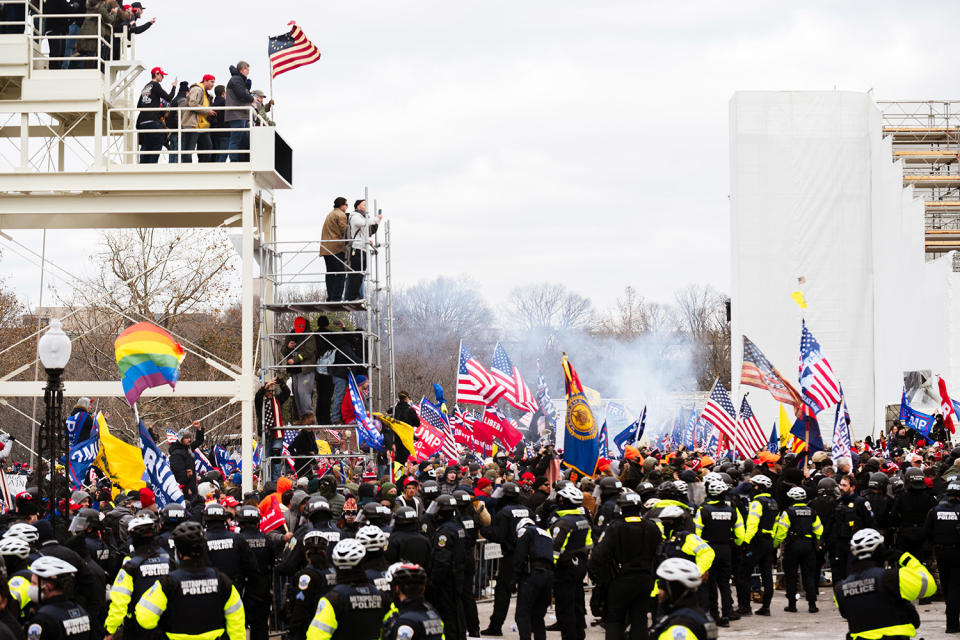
[701,380,738,441]
[268,22,321,79]
[799,321,842,413]
[490,342,539,414]
[165,428,177,444]
[456,342,500,406]
[735,396,768,458]
[741,335,802,409]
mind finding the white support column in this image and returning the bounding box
[240,189,255,493]
[93,102,103,169]
[19,113,28,170]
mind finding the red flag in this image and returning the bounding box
[938,376,956,434]
[480,407,523,450]
[413,422,446,460]
[259,495,286,533]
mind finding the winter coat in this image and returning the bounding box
[224,65,254,123]
[169,429,204,488]
[283,323,318,376]
[182,84,212,129]
[319,208,349,257]
[78,1,114,54]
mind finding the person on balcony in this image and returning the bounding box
[182,74,217,163]
[344,199,382,301]
[320,197,350,302]
[77,0,116,69]
[136,66,176,163]
[225,60,254,162]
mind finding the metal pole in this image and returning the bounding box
[29,229,46,467]
[41,367,64,524]
[240,189,255,492]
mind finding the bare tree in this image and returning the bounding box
[509,283,593,335]
[674,284,730,388]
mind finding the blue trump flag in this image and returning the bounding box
[194,448,214,474]
[348,372,383,450]
[683,408,698,449]
[65,409,90,449]
[613,407,645,457]
[138,421,184,507]
[899,389,933,437]
[765,422,779,453]
[598,421,609,457]
[213,445,236,476]
[560,354,600,476]
[68,422,101,490]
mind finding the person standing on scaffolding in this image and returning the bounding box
[255,377,291,481]
[344,199,382,301]
[320,197,349,302]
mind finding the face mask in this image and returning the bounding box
[27,585,39,604]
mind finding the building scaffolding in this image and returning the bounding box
[878,100,960,256]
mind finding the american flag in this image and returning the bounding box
[420,398,458,462]
[490,343,539,414]
[701,380,738,441]
[741,335,802,409]
[735,396,768,458]
[165,428,177,444]
[268,22,321,79]
[281,429,298,473]
[799,322,842,413]
[456,342,499,406]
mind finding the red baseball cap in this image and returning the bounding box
[202,74,215,83]
[151,66,167,77]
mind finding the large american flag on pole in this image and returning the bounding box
[456,342,499,406]
[490,342,539,414]
[735,396,768,458]
[701,380,738,441]
[799,321,842,413]
[268,22,321,79]
[741,335,802,409]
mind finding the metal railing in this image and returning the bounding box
[105,105,270,165]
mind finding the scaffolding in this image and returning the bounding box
[878,100,960,257]
[256,192,395,479]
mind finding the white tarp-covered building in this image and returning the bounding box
[729,91,960,441]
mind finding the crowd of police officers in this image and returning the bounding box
[0,446,957,640]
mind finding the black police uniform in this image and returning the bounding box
[778,504,819,608]
[890,487,937,567]
[26,596,92,640]
[112,549,174,640]
[457,507,480,638]
[832,493,874,583]
[863,489,891,540]
[809,491,836,580]
[287,565,337,640]
[696,500,739,620]
[648,593,716,640]
[551,507,592,640]
[429,517,467,640]
[84,535,114,576]
[513,523,554,640]
[589,514,661,640]
[316,577,388,640]
[144,566,238,638]
[593,495,619,536]
[381,598,445,640]
[743,492,779,611]
[279,521,342,576]
[204,526,257,593]
[480,501,531,633]
[385,527,432,570]
[925,497,960,631]
[238,526,275,640]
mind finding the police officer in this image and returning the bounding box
[834,528,936,640]
[741,474,778,616]
[832,474,875,584]
[453,490,480,639]
[648,558,717,640]
[381,563,444,640]
[773,486,823,613]
[550,484,592,640]
[863,472,892,541]
[24,557,91,640]
[648,482,695,532]
[589,491,661,640]
[355,526,390,595]
[156,504,187,554]
[279,497,341,576]
[359,503,393,534]
[656,506,715,577]
[202,502,257,593]
[67,509,112,576]
[429,494,466,640]
[287,532,336,640]
[385,507,431,570]
[134,521,246,640]
[925,480,960,633]
[693,478,744,626]
[306,539,387,640]
[480,482,530,637]
[513,518,554,640]
[890,467,937,572]
[2,535,35,619]
[809,477,838,584]
[236,505,274,640]
[593,478,624,535]
[104,515,173,640]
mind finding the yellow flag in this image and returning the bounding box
[790,291,808,309]
[777,404,793,446]
[94,412,146,492]
[373,413,417,457]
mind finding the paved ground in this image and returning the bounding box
[475,591,954,639]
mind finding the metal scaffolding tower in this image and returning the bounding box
[879,100,960,257]
[0,1,292,491]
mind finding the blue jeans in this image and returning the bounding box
[61,22,79,68]
[270,438,283,481]
[137,121,164,163]
[227,120,249,162]
[167,129,179,163]
[331,376,348,424]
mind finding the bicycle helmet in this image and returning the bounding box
[171,521,206,554]
[786,486,807,502]
[4,523,38,543]
[303,530,330,551]
[355,525,388,552]
[656,557,702,589]
[705,478,727,497]
[850,528,885,560]
[0,537,30,559]
[658,505,686,520]
[331,538,366,569]
[29,556,77,578]
[557,484,583,505]
[127,515,157,537]
[750,474,772,489]
[388,562,427,587]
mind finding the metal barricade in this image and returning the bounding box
[474,539,502,601]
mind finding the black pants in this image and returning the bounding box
[461,569,480,637]
[516,567,553,640]
[315,373,333,425]
[245,595,270,640]
[706,543,734,617]
[323,253,346,301]
[554,561,588,640]
[604,572,654,640]
[138,121,164,164]
[937,547,960,630]
[732,543,750,610]
[344,249,366,301]
[784,538,817,605]
[488,556,516,631]
[831,539,852,584]
[431,581,465,640]
[749,537,775,608]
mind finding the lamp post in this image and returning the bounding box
[37,318,71,523]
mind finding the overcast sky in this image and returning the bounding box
[5,1,960,315]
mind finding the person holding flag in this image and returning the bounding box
[168,421,204,499]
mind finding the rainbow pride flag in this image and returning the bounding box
[115,322,185,406]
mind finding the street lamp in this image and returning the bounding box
[37,318,71,522]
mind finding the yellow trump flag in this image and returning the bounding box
[94,412,146,492]
[373,413,417,458]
